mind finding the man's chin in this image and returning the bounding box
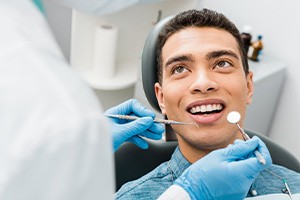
[177,134,230,152]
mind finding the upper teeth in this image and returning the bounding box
[189,104,223,113]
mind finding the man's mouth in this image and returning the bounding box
[188,103,224,115]
[186,100,225,124]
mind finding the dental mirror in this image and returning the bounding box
[227,111,241,124]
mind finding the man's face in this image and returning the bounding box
[155,27,254,160]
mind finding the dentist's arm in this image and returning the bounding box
[105,99,164,152]
[158,137,272,200]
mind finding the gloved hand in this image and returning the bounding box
[174,136,272,200]
[105,99,164,151]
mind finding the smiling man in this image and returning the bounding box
[155,26,252,163]
[116,9,300,199]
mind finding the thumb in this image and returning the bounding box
[224,137,259,160]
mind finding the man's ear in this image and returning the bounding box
[246,71,254,105]
[154,82,166,115]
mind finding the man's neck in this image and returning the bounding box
[177,134,242,163]
[177,139,214,163]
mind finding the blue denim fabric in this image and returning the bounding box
[115,147,300,199]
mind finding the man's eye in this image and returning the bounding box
[172,66,188,74]
[216,61,232,68]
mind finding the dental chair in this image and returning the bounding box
[114,16,300,191]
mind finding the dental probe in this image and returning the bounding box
[105,114,199,127]
[227,111,267,165]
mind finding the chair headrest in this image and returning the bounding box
[141,16,173,112]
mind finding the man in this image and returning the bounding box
[116,9,300,199]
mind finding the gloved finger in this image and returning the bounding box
[122,117,154,138]
[237,136,272,167]
[128,136,149,149]
[129,99,156,118]
[228,137,272,172]
[229,156,264,178]
[231,152,270,176]
[139,130,163,140]
[105,99,155,118]
[147,123,165,136]
[223,137,260,160]
[254,136,272,166]
[232,139,249,159]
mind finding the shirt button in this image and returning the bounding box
[251,189,258,196]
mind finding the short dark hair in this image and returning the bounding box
[156,9,249,83]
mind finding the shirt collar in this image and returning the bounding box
[168,147,191,179]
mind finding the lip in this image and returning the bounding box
[186,99,226,125]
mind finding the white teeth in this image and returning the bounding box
[201,105,206,112]
[207,104,212,112]
[212,104,217,110]
[189,104,223,114]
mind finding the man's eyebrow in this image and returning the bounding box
[164,54,195,67]
[205,50,239,60]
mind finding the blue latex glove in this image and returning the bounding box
[175,136,272,200]
[105,99,164,151]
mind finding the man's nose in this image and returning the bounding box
[189,70,219,94]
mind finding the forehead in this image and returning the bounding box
[162,27,241,62]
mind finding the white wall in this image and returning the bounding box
[201,0,300,160]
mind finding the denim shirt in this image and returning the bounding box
[116,147,300,199]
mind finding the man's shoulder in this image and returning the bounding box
[115,161,173,199]
[252,164,300,196]
[260,164,300,181]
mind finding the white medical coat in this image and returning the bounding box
[0,0,114,199]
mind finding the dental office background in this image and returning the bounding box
[43,0,300,161]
